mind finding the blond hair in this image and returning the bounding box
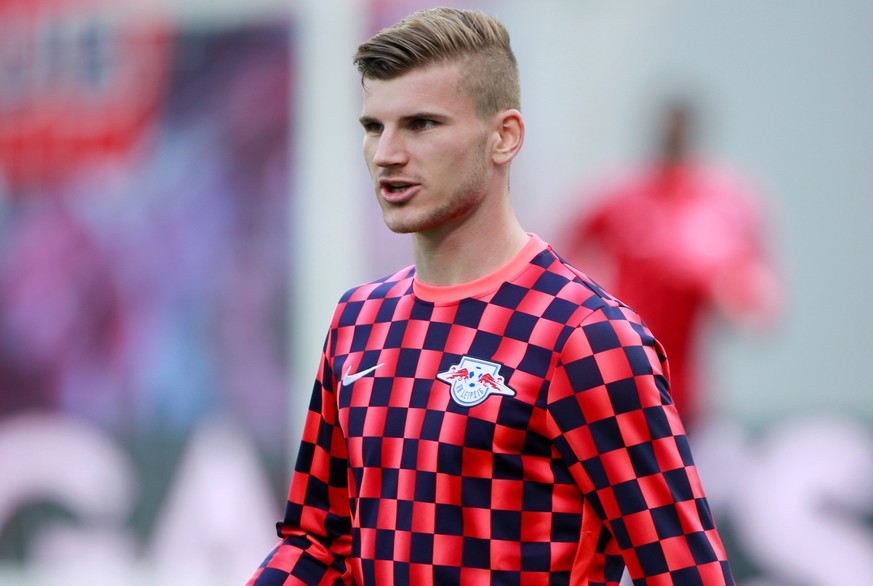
[353,7,520,117]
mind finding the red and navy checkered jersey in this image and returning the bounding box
[248,234,734,585]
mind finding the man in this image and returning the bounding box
[560,98,780,428]
[248,8,733,585]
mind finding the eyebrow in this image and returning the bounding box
[359,112,448,127]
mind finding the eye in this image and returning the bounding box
[361,120,383,134]
[410,118,437,131]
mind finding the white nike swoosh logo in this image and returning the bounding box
[342,363,384,387]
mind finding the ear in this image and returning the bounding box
[492,109,524,165]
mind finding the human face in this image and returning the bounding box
[359,62,496,235]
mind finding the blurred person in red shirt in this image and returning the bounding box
[560,98,781,429]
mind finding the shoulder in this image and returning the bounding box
[533,243,624,314]
[330,265,416,327]
[341,265,415,300]
[538,240,660,346]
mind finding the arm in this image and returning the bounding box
[247,341,354,586]
[708,193,781,329]
[548,306,734,584]
[557,196,615,286]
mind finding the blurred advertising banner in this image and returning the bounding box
[0,1,292,584]
[0,0,171,190]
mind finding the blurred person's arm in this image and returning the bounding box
[558,191,618,288]
[708,181,782,330]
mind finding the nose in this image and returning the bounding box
[371,128,407,168]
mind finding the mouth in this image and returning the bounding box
[379,179,419,203]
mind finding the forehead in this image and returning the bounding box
[360,62,475,118]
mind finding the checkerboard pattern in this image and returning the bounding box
[248,235,733,585]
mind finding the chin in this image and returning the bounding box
[381,212,427,234]
[381,204,466,236]
[383,221,420,235]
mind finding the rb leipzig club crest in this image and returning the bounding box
[437,356,516,407]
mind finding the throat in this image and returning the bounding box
[413,224,529,286]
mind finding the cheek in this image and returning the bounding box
[446,133,487,166]
[362,134,378,156]
[362,145,377,173]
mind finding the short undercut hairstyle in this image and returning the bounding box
[353,7,521,118]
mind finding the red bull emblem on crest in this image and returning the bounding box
[437,356,516,407]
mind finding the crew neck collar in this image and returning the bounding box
[412,233,546,304]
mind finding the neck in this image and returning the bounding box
[412,196,528,286]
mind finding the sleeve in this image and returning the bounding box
[557,192,613,272]
[547,306,735,585]
[247,332,354,586]
[707,190,782,329]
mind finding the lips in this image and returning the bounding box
[379,178,419,204]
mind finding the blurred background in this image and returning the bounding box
[0,0,870,585]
